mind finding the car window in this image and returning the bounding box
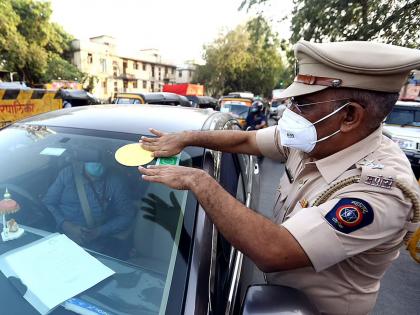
[221,104,250,118]
[0,124,202,314]
[385,107,420,126]
[115,98,141,104]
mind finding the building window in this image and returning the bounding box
[87,53,93,64]
[133,80,138,89]
[123,80,128,91]
[171,68,175,74]
[100,58,107,73]
[178,71,182,78]
[114,81,118,93]
[151,65,155,78]
[143,63,146,71]
[134,62,139,70]
[113,61,118,77]
[189,70,192,77]
[151,82,155,91]
[164,67,168,75]
[102,80,107,94]
[143,80,147,89]
[123,61,128,74]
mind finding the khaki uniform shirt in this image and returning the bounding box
[256,126,420,315]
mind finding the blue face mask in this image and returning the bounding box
[84,162,104,178]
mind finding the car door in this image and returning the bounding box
[210,120,260,315]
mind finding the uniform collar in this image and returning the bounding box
[314,127,383,183]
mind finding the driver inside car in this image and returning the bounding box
[43,148,135,258]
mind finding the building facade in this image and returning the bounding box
[71,36,177,100]
[175,61,198,84]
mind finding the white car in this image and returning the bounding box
[383,100,420,177]
[269,99,286,120]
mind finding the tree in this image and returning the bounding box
[240,0,420,48]
[0,0,82,84]
[194,18,290,97]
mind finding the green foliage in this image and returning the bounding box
[240,0,420,48]
[290,0,420,47]
[0,0,82,84]
[43,53,83,83]
[194,17,291,97]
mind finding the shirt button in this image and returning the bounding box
[299,179,304,184]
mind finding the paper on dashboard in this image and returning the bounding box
[0,233,114,314]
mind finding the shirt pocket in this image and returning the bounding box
[273,174,292,222]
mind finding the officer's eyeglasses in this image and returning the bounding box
[286,97,351,114]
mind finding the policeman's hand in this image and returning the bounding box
[140,128,185,157]
[62,221,84,244]
[139,165,205,190]
[141,192,182,239]
[81,227,101,243]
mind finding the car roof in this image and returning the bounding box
[116,92,191,106]
[395,100,420,108]
[17,105,221,135]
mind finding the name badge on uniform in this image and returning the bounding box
[364,175,394,189]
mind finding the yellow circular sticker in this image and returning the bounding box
[115,143,154,166]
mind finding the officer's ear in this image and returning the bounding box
[340,102,365,133]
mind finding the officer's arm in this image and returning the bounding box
[140,165,310,271]
[185,130,261,155]
[191,171,310,272]
[141,129,262,157]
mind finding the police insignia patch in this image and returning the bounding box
[325,198,374,234]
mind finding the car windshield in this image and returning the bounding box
[221,104,249,118]
[115,98,142,105]
[0,124,202,315]
[385,106,420,127]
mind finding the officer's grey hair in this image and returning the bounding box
[335,88,399,130]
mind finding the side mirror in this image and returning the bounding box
[241,285,319,315]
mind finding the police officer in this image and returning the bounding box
[246,100,268,130]
[139,41,420,314]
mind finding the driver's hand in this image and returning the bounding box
[81,227,100,243]
[140,128,185,158]
[62,221,84,244]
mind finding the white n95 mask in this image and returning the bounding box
[278,102,349,153]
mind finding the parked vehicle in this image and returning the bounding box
[0,105,318,314]
[0,88,62,127]
[383,100,420,178]
[59,89,102,107]
[162,83,204,97]
[219,96,253,128]
[114,92,192,107]
[186,95,218,109]
[269,99,287,120]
